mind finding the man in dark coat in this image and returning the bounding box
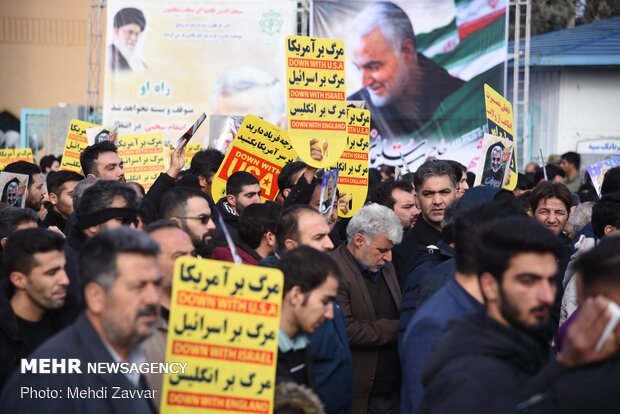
[518,236,620,414]
[418,217,616,414]
[392,160,457,282]
[0,228,161,413]
[0,229,76,390]
[401,200,527,413]
[333,204,403,414]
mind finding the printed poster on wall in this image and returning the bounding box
[103,1,296,145]
[211,115,297,203]
[286,35,347,168]
[161,257,283,414]
[312,0,508,171]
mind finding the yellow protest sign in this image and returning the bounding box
[60,119,98,173]
[117,133,166,191]
[211,115,297,203]
[161,257,283,414]
[286,35,347,169]
[183,143,204,168]
[331,108,370,218]
[0,149,34,170]
[484,84,517,190]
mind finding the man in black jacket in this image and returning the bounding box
[212,171,261,248]
[392,160,456,281]
[42,171,84,232]
[0,228,76,390]
[518,236,620,414]
[419,217,616,414]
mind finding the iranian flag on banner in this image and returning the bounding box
[312,0,508,170]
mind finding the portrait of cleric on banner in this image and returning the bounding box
[313,0,507,169]
[108,7,148,72]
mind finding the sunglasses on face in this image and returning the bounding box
[176,214,212,225]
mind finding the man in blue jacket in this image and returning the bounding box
[401,200,526,413]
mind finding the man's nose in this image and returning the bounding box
[324,302,334,320]
[540,281,556,305]
[145,282,161,304]
[383,250,392,262]
[58,270,70,287]
[361,69,374,88]
[323,236,334,252]
[205,218,216,232]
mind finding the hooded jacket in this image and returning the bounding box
[418,312,551,414]
[211,197,241,248]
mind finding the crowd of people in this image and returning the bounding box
[0,140,618,414]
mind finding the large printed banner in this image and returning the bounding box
[212,115,297,203]
[60,119,98,173]
[286,35,347,168]
[332,108,370,218]
[312,0,507,171]
[0,149,34,170]
[103,1,296,145]
[484,83,517,190]
[117,133,166,190]
[162,257,283,414]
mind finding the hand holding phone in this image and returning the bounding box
[596,300,620,350]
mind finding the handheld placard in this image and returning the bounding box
[540,148,548,181]
[174,112,206,150]
[319,169,339,223]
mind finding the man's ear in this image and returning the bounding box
[284,238,298,252]
[352,233,366,249]
[1,237,8,249]
[287,285,303,307]
[265,231,276,247]
[48,192,58,207]
[9,271,27,290]
[479,272,499,303]
[400,38,416,62]
[84,282,106,315]
[197,175,208,192]
[282,188,291,199]
[86,173,97,179]
[604,225,617,236]
[226,194,236,209]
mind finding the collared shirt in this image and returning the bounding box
[345,244,383,282]
[278,328,309,352]
[101,339,147,387]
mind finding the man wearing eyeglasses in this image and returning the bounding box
[64,181,140,302]
[160,187,217,258]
